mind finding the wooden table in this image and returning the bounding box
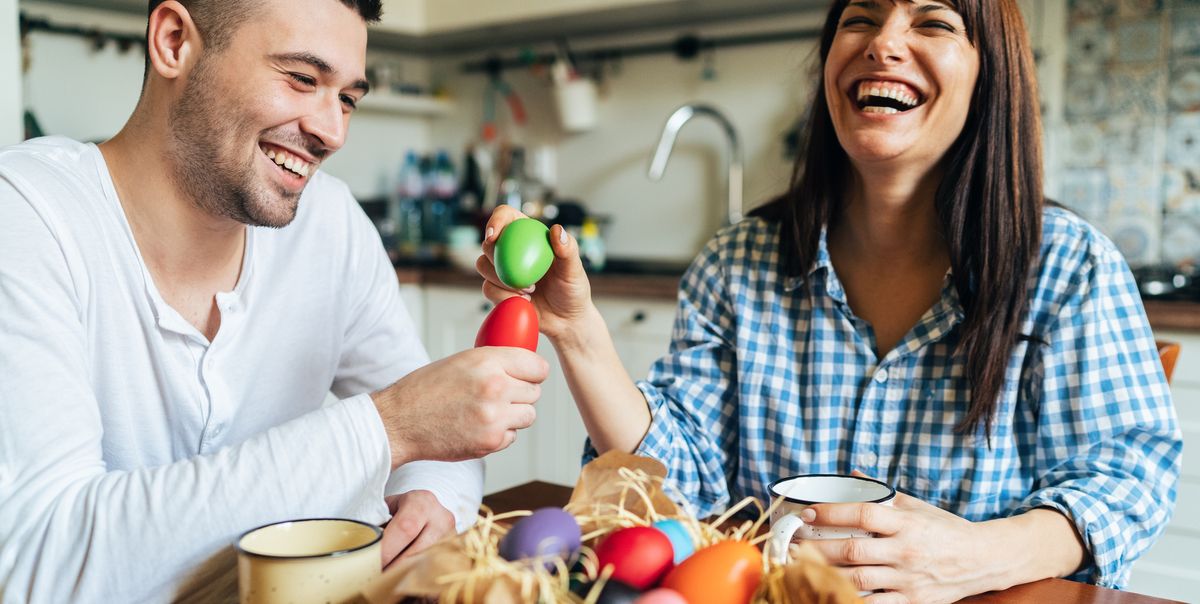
[482,481,1184,604]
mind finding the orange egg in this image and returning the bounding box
[660,540,762,604]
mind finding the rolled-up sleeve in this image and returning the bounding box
[582,237,740,518]
[1013,239,1181,588]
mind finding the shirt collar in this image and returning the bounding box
[782,224,966,350]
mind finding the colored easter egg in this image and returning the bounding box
[475,296,539,352]
[660,540,763,604]
[594,526,675,590]
[498,507,580,569]
[494,218,554,289]
[573,579,642,604]
[651,519,695,565]
[635,588,688,604]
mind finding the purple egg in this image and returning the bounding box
[498,507,581,569]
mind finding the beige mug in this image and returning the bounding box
[236,518,382,604]
[766,474,896,564]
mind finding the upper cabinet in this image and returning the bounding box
[25,0,831,54]
[369,0,829,53]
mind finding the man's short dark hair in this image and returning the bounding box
[144,0,382,70]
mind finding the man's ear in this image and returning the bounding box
[146,1,201,81]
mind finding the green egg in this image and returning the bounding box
[495,218,554,289]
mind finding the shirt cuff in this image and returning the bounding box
[385,459,484,533]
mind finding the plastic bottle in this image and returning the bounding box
[578,217,606,272]
[421,152,457,259]
[395,151,424,258]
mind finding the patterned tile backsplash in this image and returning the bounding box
[1062,0,1200,266]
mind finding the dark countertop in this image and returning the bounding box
[397,266,1200,331]
[396,264,681,300]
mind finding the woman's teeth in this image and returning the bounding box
[856,81,921,113]
[264,147,311,178]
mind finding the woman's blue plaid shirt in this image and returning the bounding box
[585,207,1181,588]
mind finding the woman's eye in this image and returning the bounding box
[289,73,317,87]
[340,94,358,110]
[920,20,958,32]
[840,16,873,28]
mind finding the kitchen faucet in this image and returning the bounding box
[647,103,744,225]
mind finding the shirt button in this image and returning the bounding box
[858,452,878,467]
[873,368,889,383]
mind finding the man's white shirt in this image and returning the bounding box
[0,137,483,603]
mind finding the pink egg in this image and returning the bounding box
[635,588,688,604]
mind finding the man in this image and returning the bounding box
[0,0,546,601]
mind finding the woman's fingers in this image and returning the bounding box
[481,205,528,261]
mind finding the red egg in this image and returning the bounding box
[475,297,539,352]
[660,540,762,604]
[594,526,675,590]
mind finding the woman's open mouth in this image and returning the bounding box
[854,79,925,115]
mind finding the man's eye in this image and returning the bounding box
[340,94,358,110]
[289,73,317,87]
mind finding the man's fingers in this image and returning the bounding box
[808,502,903,536]
[394,519,453,565]
[504,401,537,430]
[380,515,423,568]
[489,348,550,383]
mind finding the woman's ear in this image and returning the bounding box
[146,0,200,81]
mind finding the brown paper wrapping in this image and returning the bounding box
[362,451,863,603]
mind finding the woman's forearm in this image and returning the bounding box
[549,305,652,455]
[975,508,1088,592]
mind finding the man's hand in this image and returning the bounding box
[371,347,548,469]
[380,490,457,569]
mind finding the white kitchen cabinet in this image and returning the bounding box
[1,0,21,146]
[1127,329,1200,602]
[420,285,677,495]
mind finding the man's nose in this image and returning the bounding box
[300,93,348,152]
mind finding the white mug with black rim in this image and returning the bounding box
[766,473,897,565]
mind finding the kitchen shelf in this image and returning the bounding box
[355,93,455,117]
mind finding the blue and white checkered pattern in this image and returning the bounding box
[583,207,1180,588]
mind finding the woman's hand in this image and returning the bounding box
[478,205,597,343]
[804,491,1003,604]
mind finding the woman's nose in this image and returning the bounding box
[863,24,910,64]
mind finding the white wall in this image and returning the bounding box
[1,0,21,146]
[431,12,824,263]
[17,0,433,198]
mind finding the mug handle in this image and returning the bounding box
[767,513,806,564]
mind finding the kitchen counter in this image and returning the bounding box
[1143,300,1200,331]
[398,268,1200,331]
[397,264,681,300]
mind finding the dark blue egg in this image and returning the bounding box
[498,507,581,569]
[572,579,642,604]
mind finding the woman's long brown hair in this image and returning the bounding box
[754,0,1044,437]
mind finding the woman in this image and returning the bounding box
[478,1,1181,601]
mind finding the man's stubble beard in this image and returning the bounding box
[167,56,301,229]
